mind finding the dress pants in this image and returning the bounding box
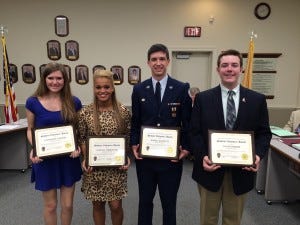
[198,171,247,225]
[136,159,183,225]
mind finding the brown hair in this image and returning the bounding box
[33,62,77,124]
[217,49,243,68]
[147,43,169,61]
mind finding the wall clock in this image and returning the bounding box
[254,2,271,20]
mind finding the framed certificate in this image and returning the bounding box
[87,136,126,167]
[32,125,76,158]
[208,130,255,166]
[140,126,180,159]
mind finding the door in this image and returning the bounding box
[171,51,212,92]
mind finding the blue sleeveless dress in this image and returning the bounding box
[25,96,83,191]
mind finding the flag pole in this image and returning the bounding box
[250,30,257,41]
[1,25,19,123]
[0,25,8,37]
[241,31,257,89]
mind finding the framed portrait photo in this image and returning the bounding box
[47,40,61,60]
[128,65,141,85]
[55,15,69,37]
[9,64,18,83]
[64,65,71,82]
[110,65,123,85]
[65,40,79,61]
[93,65,106,74]
[22,64,36,84]
[39,64,47,77]
[75,65,89,85]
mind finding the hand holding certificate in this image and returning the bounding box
[32,125,76,158]
[140,126,180,159]
[208,130,255,166]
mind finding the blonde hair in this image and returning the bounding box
[92,69,125,135]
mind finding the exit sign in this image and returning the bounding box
[184,26,201,37]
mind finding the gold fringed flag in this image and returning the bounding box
[1,35,18,123]
[242,38,254,89]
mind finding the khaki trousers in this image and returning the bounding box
[198,171,247,225]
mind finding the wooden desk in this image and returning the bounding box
[0,122,30,171]
[264,138,300,204]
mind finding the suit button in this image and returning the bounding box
[157,123,161,127]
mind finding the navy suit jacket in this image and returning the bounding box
[130,76,192,151]
[190,85,271,195]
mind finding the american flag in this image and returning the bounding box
[1,35,18,123]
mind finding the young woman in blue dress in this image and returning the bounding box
[25,62,82,225]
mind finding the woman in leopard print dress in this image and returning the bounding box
[78,69,131,225]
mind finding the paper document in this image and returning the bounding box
[291,143,300,151]
[0,124,20,130]
[270,126,297,137]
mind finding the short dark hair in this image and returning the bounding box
[147,43,169,61]
[217,49,243,67]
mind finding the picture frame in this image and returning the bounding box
[22,64,36,84]
[208,130,255,166]
[65,40,79,61]
[64,65,71,82]
[8,64,18,83]
[93,65,106,74]
[75,65,89,85]
[47,40,61,60]
[110,65,123,85]
[55,15,69,37]
[241,53,282,99]
[139,126,180,159]
[32,125,76,158]
[128,65,141,85]
[87,136,127,167]
[39,64,47,77]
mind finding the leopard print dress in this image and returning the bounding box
[77,103,131,202]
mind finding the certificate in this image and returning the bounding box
[32,125,76,158]
[140,126,179,159]
[87,136,126,167]
[208,130,255,166]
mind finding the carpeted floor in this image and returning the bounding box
[0,160,299,225]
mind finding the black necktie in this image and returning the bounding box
[155,82,161,107]
[226,90,236,130]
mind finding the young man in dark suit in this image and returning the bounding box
[190,49,272,225]
[130,43,192,225]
